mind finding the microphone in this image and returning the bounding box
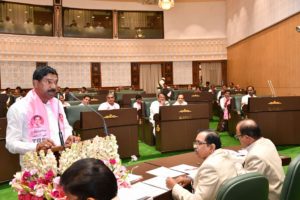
[57,93,65,146]
[69,93,109,136]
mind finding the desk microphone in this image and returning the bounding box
[69,93,109,136]
[57,93,65,146]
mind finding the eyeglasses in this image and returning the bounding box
[193,140,207,148]
[234,134,243,139]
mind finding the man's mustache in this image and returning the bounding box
[47,89,56,93]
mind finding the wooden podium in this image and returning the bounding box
[247,96,300,145]
[184,92,213,119]
[155,104,210,152]
[0,118,20,183]
[80,108,139,158]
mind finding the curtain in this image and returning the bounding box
[201,62,222,85]
[140,64,161,94]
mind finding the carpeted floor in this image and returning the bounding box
[1,117,299,199]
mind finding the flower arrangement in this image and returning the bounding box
[10,135,131,200]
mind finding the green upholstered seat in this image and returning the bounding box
[216,172,269,200]
[65,104,99,127]
[280,154,300,200]
[67,100,81,106]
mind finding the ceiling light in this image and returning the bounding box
[158,0,174,10]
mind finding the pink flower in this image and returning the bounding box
[21,171,31,182]
[109,159,116,165]
[45,170,54,182]
[28,181,37,190]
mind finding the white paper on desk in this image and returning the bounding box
[143,176,170,191]
[170,164,198,179]
[127,173,143,184]
[146,166,184,177]
[118,182,165,200]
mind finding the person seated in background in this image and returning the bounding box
[187,84,192,90]
[98,93,120,110]
[208,84,216,94]
[60,158,118,200]
[14,86,22,96]
[58,93,71,107]
[194,86,202,93]
[69,19,77,28]
[149,93,169,135]
[15,89,27,102]
[63,87,73,101]
[202,81,210,91]
[79,86,87,94]
[133,94,143,111]
[234,84,244,93]
[173,94,187,106]
[228,82,235,90]
[217,90,231,132]
[166,130,238,200]
[235,119,285,200]
[1,87,11,94]
[79,95,91,106]
[241,85,256,111]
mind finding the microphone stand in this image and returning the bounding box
[69,93,109,136]
[57,94,65,146]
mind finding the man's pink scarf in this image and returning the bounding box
[25,89,65,144]
[223,98,231,120]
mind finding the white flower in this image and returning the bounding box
[131,155,138,162]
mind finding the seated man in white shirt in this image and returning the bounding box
[149,93,169,135]
[98,93,120,111]
[173,94,187,106]
[241,85,256,110]
[79,95,91,106]
[132,94,142,111]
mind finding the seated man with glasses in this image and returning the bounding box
[235,119,284,200]
[98,93,120,111]
[166,130,238,200]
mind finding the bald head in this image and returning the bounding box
[237,119,261,140]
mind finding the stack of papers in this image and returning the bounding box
[146,166,185,177]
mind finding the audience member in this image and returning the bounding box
[14,86,22,96]
[241,85,256,110]
[58,93,71,107]
[79,95,91,106]
[60,158,118,200]
[149,93,169,135]
[79,87,87,94]
[166,130,238,200]
[63,87,73,101]
[133,94,142,111]
[161,83,174,100]
[173,94,187,106]
[235,119,285,200]
[6,66,79,167]
[217,90,231,132]
[217,84,227,102]
[98,93,120,110]
[15,89,27,102]
[1,87,11,94]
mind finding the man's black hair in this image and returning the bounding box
[33,66,58,81]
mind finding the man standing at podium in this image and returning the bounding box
[6,66,79,166]
[235,119,284,200]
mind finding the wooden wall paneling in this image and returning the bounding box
[192,61,200,86]
[36,62,48,69]
[131,63,140,89]
[90,63,101,89]
[227,13,300,96]
[161,62,173,85]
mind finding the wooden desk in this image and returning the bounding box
[155,104,209,152]
[184,92,214,119]
[0,118,20,183]
[80,108,139,158]
[247,96,300,145]
[126,149,291,199]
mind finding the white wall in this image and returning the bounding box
[164,1,226,39]
[227,0,300,46]
[101,62,131,87]
[3,0,52,6]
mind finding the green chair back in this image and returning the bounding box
[67,100,81,106]
[65,104,99,127]
[280,155,300,200]
[217,172,269,200]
